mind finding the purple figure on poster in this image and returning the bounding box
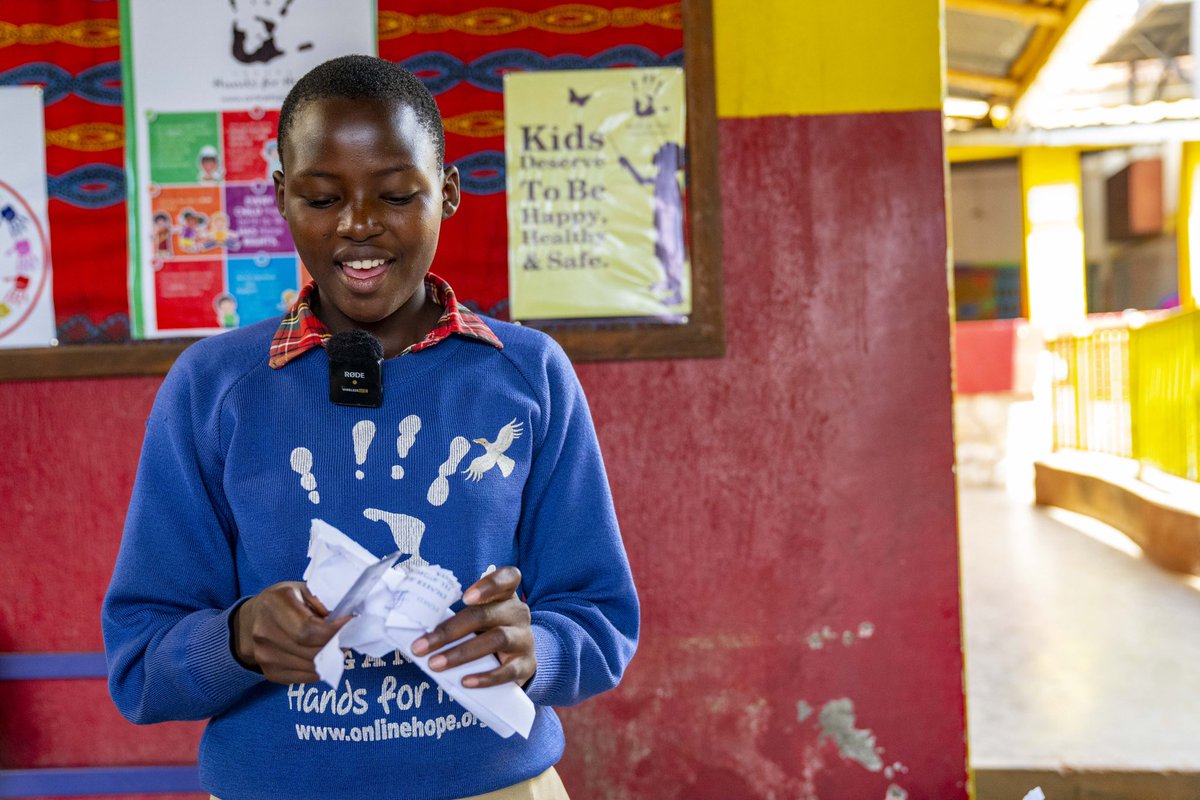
[7,239,37,273]
[618,142,686,305]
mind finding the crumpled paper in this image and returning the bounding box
[303,519,535,739]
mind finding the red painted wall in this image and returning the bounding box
[956,319,1019,395]
[0,377,205,776]
[561,112,966,797]
[1,107,966,797]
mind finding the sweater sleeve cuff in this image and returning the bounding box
[524,621,569,706]
[184,599,265,707]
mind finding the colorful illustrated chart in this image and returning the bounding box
[146,108,299,331]
[0,86,56,349]
[122,0,375,338]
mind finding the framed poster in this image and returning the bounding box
[504,67,689,322]
[121,0,377,339]
[0,87,56,350]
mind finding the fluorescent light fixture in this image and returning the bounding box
[1029,98,1200,130]
[945,96,991,119]
[1014,0,1140,126]
[948,118,1200,146]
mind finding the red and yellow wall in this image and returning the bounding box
[0,1,967,798]
[564,1,967,795]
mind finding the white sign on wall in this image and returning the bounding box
[0,86,56,350]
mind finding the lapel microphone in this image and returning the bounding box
[327,330,384,408]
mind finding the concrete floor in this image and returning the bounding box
[960,487,1200,777]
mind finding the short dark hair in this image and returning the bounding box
[277,54,445,170]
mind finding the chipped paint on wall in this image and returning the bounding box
[806,621,877,650]
[673,632,762,653]
[819,697,884,772]
[799,741,825,800]
[793,694,911,799]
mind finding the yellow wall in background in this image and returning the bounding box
[1179,142,1200,310]
[712,0,943,118]
[948,146,1021,164]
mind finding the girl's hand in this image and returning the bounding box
[232,582,348,684]
[410,566,536,689]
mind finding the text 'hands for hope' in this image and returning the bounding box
[234,568,535,689]
[411,566,536,689]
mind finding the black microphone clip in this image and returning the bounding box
[327,330,384,408]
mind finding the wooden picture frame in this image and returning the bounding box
[0,0,723,381]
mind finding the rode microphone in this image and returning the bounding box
[327,330,383,408]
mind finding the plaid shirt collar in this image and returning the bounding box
[268,272,502,369]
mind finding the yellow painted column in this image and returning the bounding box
[1020,147,1087,330]
[712,0,943,118]
[708,3,968,798]
[1178,141,1200,310]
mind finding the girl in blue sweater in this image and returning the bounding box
[102,55,638,800]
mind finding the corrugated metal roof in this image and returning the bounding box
[1098,2,1190,63]
[947,8,1039,78]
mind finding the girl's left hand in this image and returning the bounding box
[410,566,536,688]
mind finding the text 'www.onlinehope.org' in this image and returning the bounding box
[294,711,483,742]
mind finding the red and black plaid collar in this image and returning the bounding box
[268,272,502,369]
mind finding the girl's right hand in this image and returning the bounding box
[231,582,348,684]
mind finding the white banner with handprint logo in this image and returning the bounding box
[504,67,689,321]
[121,0,376,339]
[0,87,55,350]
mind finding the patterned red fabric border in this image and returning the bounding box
[0,1,682,341]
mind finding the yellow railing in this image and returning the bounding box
[1048,324,1133,458]
[1130,310,1200,481]
[1049,309,1200,482]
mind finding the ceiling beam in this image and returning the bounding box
[946,0,1065,26]
[948,69,1020,97]
[1008,24,1058,82]
[1012,0,1093,107]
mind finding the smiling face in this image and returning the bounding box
[273,96,459,350]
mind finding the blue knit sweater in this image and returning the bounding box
[102,316,638,800]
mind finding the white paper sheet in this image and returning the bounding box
[304,519,536,739]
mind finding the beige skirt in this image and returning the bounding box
[210,765,569,800]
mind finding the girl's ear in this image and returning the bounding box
[441,165,461,220]
[272,169,287,219]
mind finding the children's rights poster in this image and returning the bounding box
[0,87,56,349]
[504,67,690,321]
[121,0,376,338]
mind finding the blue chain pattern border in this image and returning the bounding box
[0,61,121,105]
[402,46,683,94]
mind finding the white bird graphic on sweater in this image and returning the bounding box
[463,419,523,481]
